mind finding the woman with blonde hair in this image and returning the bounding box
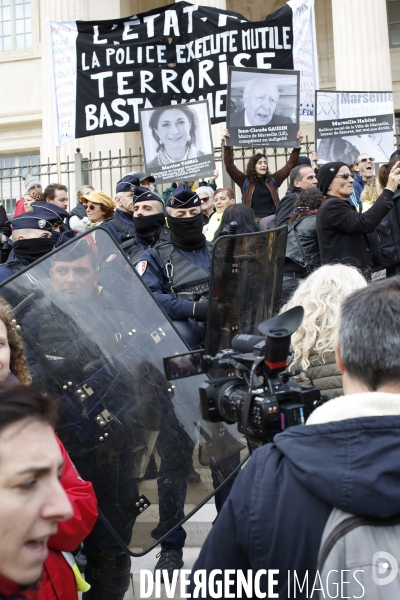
[280,264,367,397]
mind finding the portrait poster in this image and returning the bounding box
[139,100,215,184]
[315,91,395,164]
[226,67,300,147]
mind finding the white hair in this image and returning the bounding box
[196,186,214,200]
[280,264,368,374]
[243,78,279,108]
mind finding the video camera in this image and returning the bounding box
[164,306,327,449]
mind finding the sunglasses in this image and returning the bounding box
[334,173,353,180]
[358,157,374,163]
[84,203,100,211]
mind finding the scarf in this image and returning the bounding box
[0,574,40,600]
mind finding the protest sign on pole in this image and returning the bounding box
[315,90,395,164]
[226,67,299,147]
[140,100,215,183]
[48,0,319,145]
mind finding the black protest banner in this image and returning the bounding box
[50,0,320,144]
[315,91,395,164]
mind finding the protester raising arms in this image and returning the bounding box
[222,128,303,219]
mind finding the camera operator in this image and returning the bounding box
[190,276,400,597]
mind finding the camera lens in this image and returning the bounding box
[215,381,247,424]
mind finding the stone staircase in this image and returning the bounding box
[126,465,217,599]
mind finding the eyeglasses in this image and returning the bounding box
[199,197,210,203]
[84,203,100,211]
[357,157,374,163]
[334,173,353,180]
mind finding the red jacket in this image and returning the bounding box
[14,199,25,217]
[40,439,97,600]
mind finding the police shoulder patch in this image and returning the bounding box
[135,261,147,276]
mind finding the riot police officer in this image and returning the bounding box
[29,200,74,246]
[133,183,212,325]
[0,211,55,283]
[129,183,213,579]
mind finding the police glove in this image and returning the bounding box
[193,300,209,322]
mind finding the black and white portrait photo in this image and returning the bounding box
[140,101,215,184]
[315,90,395,164]
[227,67,300,147]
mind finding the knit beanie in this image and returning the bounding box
[24,173,41,193]
[317,162,348,195]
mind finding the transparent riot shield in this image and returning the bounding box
[0,229,246,555]
[206,227,287,355]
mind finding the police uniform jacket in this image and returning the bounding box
[137,246,210,321]
[100,208,136,244]
[0,254,29,284]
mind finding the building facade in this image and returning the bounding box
[0,0,397,209]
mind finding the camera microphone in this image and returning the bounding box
[231,334,265,354]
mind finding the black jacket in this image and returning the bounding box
[316,190,394,269]
[276,186,301,227]
[285,214,320,271]
[190,409,400,598]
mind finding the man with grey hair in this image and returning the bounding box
[190,275,400,597]
[100,174,140,243]
[230,77,293,127]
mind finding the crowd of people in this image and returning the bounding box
[2,131,400,600]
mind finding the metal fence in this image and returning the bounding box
[0,136,315,217]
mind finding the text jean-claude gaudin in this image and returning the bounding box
[139,569,367,598]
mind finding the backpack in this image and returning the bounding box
[368,206,400,268]
[317,507,400,599]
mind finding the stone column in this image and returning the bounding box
[332,0,392,91]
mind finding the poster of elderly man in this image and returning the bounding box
[226,67,300,148]
[139,100,215,184]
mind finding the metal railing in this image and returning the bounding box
[0,139,317,217]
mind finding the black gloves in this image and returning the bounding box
[193,300,209,322]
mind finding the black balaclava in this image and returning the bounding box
[167,212,206,251]
[134,212,165,242]
[13,238,54,263]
